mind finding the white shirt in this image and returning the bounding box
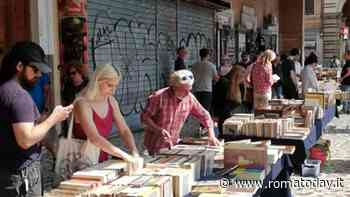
[294,61,303,76]
[301,65,319,94]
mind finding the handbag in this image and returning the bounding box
[54,100,100,180]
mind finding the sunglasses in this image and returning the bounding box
[181,75,193,81]
[26,64,40,73]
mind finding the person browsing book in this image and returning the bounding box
[73,64,141,168]
[141,69,221,155]
[251,49,277,109]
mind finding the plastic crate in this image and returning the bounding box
[302,159,321,177]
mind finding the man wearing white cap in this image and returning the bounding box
[141,69,221,155]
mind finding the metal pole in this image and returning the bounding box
[155,0,159,89]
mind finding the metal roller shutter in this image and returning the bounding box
[87,0,217,129]
[158,0,177,87]
[178,1,215,66]
[88,0,157,117]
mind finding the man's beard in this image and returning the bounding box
[19,73,38,89]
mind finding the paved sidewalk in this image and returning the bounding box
[291,114,350,196]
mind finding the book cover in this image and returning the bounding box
[224,143,267,169]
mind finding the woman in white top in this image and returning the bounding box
[301,52,319,95]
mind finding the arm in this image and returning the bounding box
[189,94,220,146]
[212,63,220,81]
[312,70,320,90]
[74,100,133,162]
[110,97,139,156]
[245,64,253,86]
[290,70,298,89]
[266,65,274,86]
[140,94,172,143]
[340,68,350,82]
[140,94,163,134]
[13,105,73,149]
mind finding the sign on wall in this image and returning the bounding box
[241,5,257,30]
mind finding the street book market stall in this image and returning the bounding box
[45,77,341,197]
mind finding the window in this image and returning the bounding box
[305,0,315,15]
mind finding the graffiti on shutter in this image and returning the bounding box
[88,0,157,116]
[88,0,215,118]
[178,1,214,67]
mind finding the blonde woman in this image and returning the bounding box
[213,66,248,137]
[73,64,140,166]
[251,49,277,109]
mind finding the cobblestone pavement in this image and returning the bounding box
[291,114,350,196]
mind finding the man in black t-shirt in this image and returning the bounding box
[0,41,73,196]
[340,50,350,91]
[174,47,188,71]
[281,53,299,99]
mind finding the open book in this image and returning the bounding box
[272,74,280,81]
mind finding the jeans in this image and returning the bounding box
[272,85,283,99]
[0,161,42,197]
[340,85,350,92]
[340,85,350,113]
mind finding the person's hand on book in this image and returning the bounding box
[208,136,221,146]
[126,156,144,175]
[161,129,173,147]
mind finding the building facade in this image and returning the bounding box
[323,0,350,65]
[231,0,280,61]
[304,0,323,62]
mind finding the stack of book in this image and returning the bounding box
[191,180,226,196]
[336,90,350,100]
[145,155,201,181]
[71,160,128,184]
[281,127,310,140]
[304,91,336,109]
[224,114,297,138]
[135,167,192,197]
[230,167,265,181]
[110,175,173,197]
[158,144,222,177]
[241,119,293,138]
[80,185,128,197]
[44,160,129,197]
[82,184,161,197]
[118,186,161,197]
[269,99,304,106]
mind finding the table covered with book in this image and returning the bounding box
[45,139,296,197]
[221,94,336,174]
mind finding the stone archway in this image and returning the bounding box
[338,0,348,13]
